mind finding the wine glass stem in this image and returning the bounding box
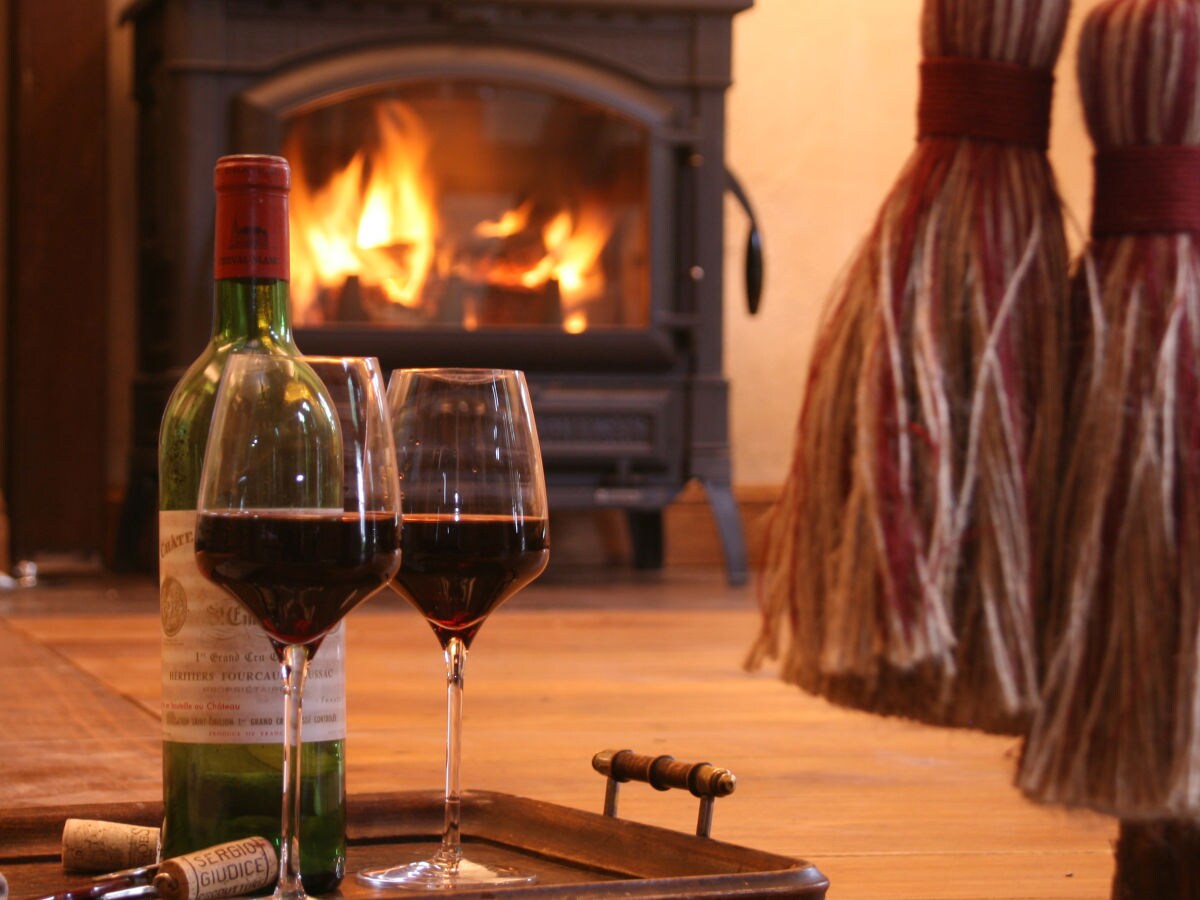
[437,636,468,869]
[278,643,311,900]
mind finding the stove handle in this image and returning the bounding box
[725,169,764,315]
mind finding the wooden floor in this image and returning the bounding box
[0,564,1117,899]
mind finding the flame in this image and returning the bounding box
[287,98,626,333]
[535,204,613,331]
[287,101,435,321]
[475,201,533,240]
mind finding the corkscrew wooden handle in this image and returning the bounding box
[591,749,737,838]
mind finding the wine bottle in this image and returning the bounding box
[157,154,346,890]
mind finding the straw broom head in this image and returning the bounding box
[747,0,1071,734]
[1019,0,1200,818]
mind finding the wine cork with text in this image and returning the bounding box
[60,818,160,873]
[153,836,277,900]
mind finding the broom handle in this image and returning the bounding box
[1111,818,1200,898]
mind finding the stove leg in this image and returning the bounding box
[701,481,748,586]
[626,510,664,571]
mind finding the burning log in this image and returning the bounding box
[441,274,563,328]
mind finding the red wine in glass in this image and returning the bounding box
[196,509,402,650]
[392,512,549,647]
[197,354,401,900]
[358,367,549,892]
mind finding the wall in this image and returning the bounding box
[723,0,1100,486]
[107,0,135,502]
[7,0,110,559]
[0,0,8,571]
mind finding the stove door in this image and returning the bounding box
[235,43,684,373]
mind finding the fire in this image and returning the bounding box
[474,202,532,240]
[472,203,613,331]
[538,205,613,317]
[286,98,626,332]
[286,102,435,322]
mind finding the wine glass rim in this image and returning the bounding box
[299,354,383,369]
[224,352,383,371]
[391,367,525,380]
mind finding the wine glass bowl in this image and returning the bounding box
[195,354,401,900]
[357,368,549,891]
[389,371,549,648]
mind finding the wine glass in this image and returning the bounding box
[195,354,402,900]
[357,368,550,891]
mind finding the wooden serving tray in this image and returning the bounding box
[0,790,829,898]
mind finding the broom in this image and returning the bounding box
[1018,0,1200,848]
[746,0,1072,734]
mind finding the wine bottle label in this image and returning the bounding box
[213,183,288,282]
[158,510,346,743]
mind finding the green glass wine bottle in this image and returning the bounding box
[157,154,346,890]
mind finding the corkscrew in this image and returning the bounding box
[30,865,157,900]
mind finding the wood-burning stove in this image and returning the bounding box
[120,0,757,583]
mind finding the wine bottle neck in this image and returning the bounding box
[211,154,293,350]
[213,278,297,351]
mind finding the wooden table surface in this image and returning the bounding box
[0,568,1117,899]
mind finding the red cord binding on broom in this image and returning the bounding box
[1092,145,1200,236]
[918,58,1054,150]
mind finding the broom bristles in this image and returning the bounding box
[1020,242,1200,816]
[747,0,1071,733]
[1017,0,1200,819]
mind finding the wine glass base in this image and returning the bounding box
[356,857,537,891]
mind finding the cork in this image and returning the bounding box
[153,836,277,900]
[60,818,160,873]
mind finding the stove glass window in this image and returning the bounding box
[283,81,650,333]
